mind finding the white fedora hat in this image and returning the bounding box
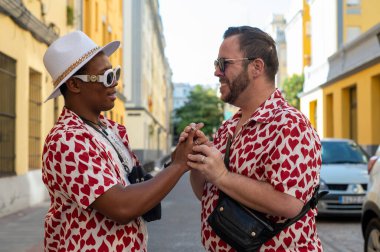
[43,30,120,102]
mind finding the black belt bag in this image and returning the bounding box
[207,136,328,251]
[128,165,162,222]
[208,192,275,252]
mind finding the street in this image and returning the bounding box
[317,216,363,252]
[149,173,365,252]
[0,172,365,252]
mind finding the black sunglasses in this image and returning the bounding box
[214,57,257,72]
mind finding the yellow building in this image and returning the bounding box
[284,0,311,78]
[301,0,380,154]
[302,0,311,68]
[322,23,380,154]
[80,0,125,125]
[0,0,71,216]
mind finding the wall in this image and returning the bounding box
[0,0,70,215]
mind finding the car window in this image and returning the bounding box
[321,141,369,164]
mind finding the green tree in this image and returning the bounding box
[174,85,224,138]
[282,74,304,109]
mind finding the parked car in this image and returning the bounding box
[361,146,380,252]
[318,138,369,216]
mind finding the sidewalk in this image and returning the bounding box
[0,165,167,252]
[0,201,48,252]
[0,155,170,252]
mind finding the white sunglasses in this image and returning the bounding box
[73,65,121,87]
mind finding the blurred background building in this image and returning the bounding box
[265,14,287,90]
[0,0,70,217]
[123,0,173,163]
[0,0,173,217]
[298,0,380,155]
[173,82,192,109]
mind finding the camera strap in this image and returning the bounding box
[81,117,131,174]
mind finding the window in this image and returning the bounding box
[0,52,16,176]
[29,68,42,170]
[346,0,360,6]
[305,21,311,37]
[321,140,368,164]
[371,75,380,143]
[95,2,99,32]
[349,86,358,141]
[326,94,334,137]
[346,27,361,43]
[84,0,91,34]
[309,100,318,130]
[346,0,361,14]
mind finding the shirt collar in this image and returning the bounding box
[225,88,286,134]
[58,107,107,127]
[250,88,285,124]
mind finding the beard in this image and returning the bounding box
[221,67,250,104]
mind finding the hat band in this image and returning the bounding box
[53,46,101,87]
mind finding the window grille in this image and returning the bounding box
[29,69,42,170]
[0,52,16,176]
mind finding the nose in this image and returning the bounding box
[214,67,224,77]
[113,80,118,87]
[109,77,118,88]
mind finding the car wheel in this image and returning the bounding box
[365,218,380,252]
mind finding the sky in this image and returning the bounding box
[158,0,292,86]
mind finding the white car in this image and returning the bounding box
[361,146,380,252]
[318,138,369,216]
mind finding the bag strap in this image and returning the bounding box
[224,136,232,168]
[222,135,328,230]
[275,186,328,231]
[81,117,130,174]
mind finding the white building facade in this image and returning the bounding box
[123,0,173,162]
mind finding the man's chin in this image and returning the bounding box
[219,83,229,93]
[220,94,231,103]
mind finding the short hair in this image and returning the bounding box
[59,64,87,98]
[224,26,279,81]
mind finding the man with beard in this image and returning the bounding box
[185,26,323,251]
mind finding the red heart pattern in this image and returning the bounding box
[42,108,146,251]
[201,90,322,251]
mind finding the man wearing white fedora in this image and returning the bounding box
[42,30,195,251]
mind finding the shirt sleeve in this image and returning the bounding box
[265,122,321,203]
[43,129,119,209]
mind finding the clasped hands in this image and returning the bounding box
[176,123,229,186]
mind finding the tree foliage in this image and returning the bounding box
[282,74,304,109]
[174,85,224,138]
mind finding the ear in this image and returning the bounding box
[250,58,265,78]
[65,77,82,94]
